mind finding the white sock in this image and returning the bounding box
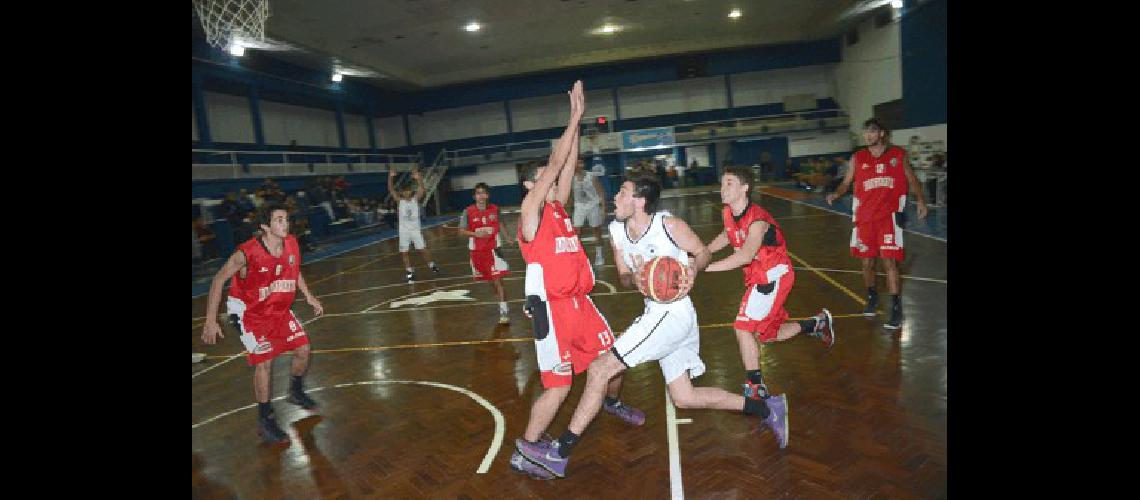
[499,302,509,313]
[429,261,437,268]
[406,267,414,273]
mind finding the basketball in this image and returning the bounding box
[639,256,688,303]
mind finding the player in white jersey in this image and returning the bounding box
[570,157,607,266]
[518,172,787,478]
[389,169,439,283]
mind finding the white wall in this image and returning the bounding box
[786,130,853,158]
[260,100,339,146]
[412,102,508,144]
[376,116,407,149]
[204,91,254,144]
[619,76,727,119]
[344,114,370,149]
[450,162,520,189]
[836,14,902,136]
[511,89,616,133]
[731,64,837,107]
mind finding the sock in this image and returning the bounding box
[290,375,303,393]
[891,294,901,308]
[499,301,509,313]
[556,430,580,458]
[797,318,818,333]
[746,370,764,385]
[258,402,273,419]
[743,397,771,418]
[604,396,619,407]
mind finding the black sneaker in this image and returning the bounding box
[808,308,836,349]
[884,304,902,330]
[287,388,319,410]
[258,415,290,444]
[405,271,416,284]
[863,294,879,317]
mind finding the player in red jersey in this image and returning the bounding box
[458,182,513,324]
[827,118,928,329]
[509,80,644,480]
[704,165,836,446]
[201,204,325,444]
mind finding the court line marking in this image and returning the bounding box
[361,276,527,313]
[665,389,685,500]
[197,313,868,359]
[191,379,504,475]
[758,188,948,243]
[787,250,867,306]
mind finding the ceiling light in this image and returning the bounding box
[890,0,903,8]
[728,8,742,19]
[465,21,481,32]
[228,41,246,57]
[591,23,624,35]
[331,73,343,82]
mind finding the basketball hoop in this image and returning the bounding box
[193,0,271,51]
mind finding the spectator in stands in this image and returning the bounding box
[825,156,848,194]
[221,192,243,226]
[238,188,256,214]
[308,177,335,221]
[193,216,218,260]
[285,195,316,252]
[335,176,350,192]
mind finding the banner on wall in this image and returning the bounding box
[622,127,675,150]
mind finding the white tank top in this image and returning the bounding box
[573,172,601,207]
[398,198,421,232]
[608,210,694,311]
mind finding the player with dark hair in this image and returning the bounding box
[459,182,513,324]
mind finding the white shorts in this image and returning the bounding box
[399,230,426,252]
[611,302,706,384]
[572,204,604,228]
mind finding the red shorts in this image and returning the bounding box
[851,213,905,260]
[734,271,795,342]
[229,310,310,366]
[527,294,615,389]
[470,248,510,282]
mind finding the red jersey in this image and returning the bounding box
[723,202,792,286]
[851,145,909,222]
[463,203,503,251]
[228,235,301,317]
[518,200,594,300]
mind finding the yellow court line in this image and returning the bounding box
[786,250,867,306]
[201,313,866,359]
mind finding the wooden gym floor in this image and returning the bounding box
[192,186,947,499]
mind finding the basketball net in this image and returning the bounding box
[193,0,271,50]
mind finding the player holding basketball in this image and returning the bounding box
[201,204,324,444]
[509,80,645,480]
[826,118,928,329]
[389,169,441,283]
[517,171,789,479]
[458,182,512,324]
[704,165,835,437]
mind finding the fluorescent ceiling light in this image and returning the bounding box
[465,21,481,32]
[891,0,903,8]
[331,73,343,82]
[728,8,742,19]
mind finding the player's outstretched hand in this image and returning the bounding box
[308,297,324,317]
[825,193,838,205]
[917,203,929,221]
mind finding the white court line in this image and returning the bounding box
[191,352,244,379]
[191,379,504,475]
[758,188,948,243]
[596,279,617,294]
[361,276,527,312]
[665,389,685,500]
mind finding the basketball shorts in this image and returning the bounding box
[399,230,426,252]
[851,213,905,260]
[734,266,796,342]
[572,203,604,228]
[470,248,510,281]
[526,294,615,389]
[611,301,706,384]
[227,297,309,366]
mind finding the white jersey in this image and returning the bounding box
[398,198,421,233]
[573,172,601,208]
[608,210,693,312]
